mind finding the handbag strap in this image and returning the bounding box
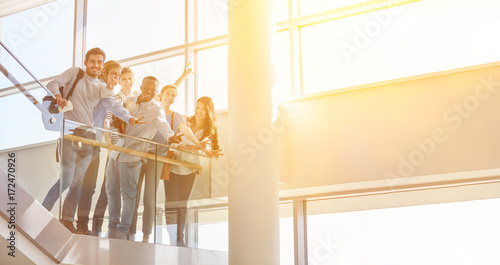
[60,68,85,99]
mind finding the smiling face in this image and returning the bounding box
[194,101,208,124]
[138,78,159,103]
[119,72,135,91]
[84,54,104,78]
[161,87,178,108]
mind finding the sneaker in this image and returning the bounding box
[107,230,117,239]
[115,231,127,240]
[127,233,136,241]
[61,221,77,233]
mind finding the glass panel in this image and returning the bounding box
[301,0,500,95]
[0,0,74,89]
[198,208,229,250]
[131,56,187,113]
[280,202,295,265]
[86,0,185,60]
[274,31,291,117]
[0,43,60,150]
[300,0,368,16]
[276,0,289,21]
[307,198,500,264]
[197,0,228,40]
[197,45,228,110]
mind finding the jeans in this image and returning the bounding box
[106,157,142,234]
[76,146,101,230]
[42,130,95,218]
[130,158,162,236]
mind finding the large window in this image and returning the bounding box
[86,0,185,60]
[0,0,74,89]
[306,197,500,265]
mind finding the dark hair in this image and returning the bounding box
[85,47,106,61]
[98,60,121,80]
[187,96,219,150]
[121,67,134,76]
[142,76,159,85]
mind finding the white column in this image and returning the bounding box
[227,0,279,264]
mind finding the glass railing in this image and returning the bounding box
[0,40,227,249]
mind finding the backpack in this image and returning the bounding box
[41,68,85,131]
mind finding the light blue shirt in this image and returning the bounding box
[93,97,133,141]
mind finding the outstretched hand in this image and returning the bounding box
[205,149,223,159]
[169,132,183,144]
[129,116,146,126]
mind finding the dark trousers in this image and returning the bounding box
[163,171,196,246]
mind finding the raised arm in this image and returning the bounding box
[172,61,193,88]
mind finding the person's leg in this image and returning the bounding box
[61,132,95,223]
[129,161,146,238]
[164,172,180,245]
[174,172,196,246]
[92,157,109,235]
[116,161,142,238]
[76,146,101,233]
[142,159,162,237]
[42,138,78,211]
[105,157,121,237]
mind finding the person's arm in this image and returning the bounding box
[47,67,80,109]
[178,122,203,149]
[172,61,193,88]
[102,97,133,124]
[156,113,177,144]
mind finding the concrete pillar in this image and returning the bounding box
[227,0,279,264]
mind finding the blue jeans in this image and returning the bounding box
[106,157,142,234]
[42,130,95,219]
[76,146,101,229]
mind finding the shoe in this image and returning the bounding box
[128,233,136,241]
[76,229,93,235]
[115,231,127,240]
[61,221,77,233]
[108,230,117,239]
[142,234,150,243]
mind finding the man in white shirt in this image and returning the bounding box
[106,76,180,239]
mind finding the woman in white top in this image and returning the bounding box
[166,96,221,246]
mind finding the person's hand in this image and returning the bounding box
[106,73,118,89]
[129,116,146,126]
[55,94,67,109]
[168,132,183,144]
[183,61,193,75]
[199,139,211,149]
[205,149,223,159]
[211,149,223,159]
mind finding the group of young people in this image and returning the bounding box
[40,47,221,246]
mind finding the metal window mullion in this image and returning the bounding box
[73,0,87,68]
[294,198,308,265]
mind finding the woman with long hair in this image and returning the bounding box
[165,96,221,246]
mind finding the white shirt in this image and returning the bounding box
[110,95,175,163]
